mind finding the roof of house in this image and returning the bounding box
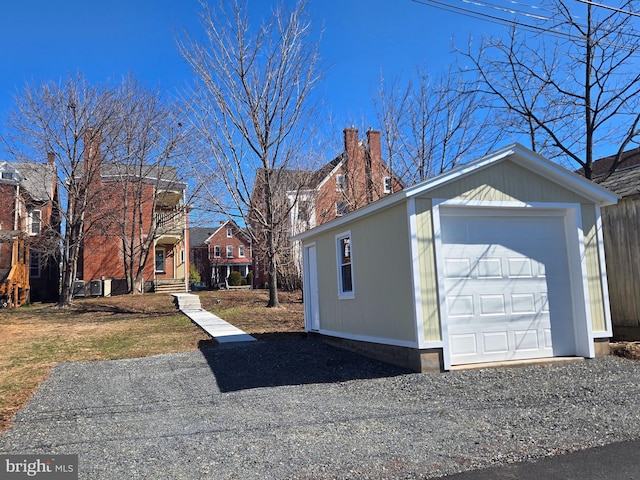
[0,161,57,202]
[189,227,218,247]
[14,162,57,202]
[292,143,620,242]
[590,146,640,197]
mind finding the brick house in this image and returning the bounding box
[77,143,189,296]
[189,226,217,288]
[0,156,61,306]
[251,127,403,288]
[204,220,253,288]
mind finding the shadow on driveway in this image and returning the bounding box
[198,336,410,392]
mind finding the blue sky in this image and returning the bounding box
[0,0,498,147]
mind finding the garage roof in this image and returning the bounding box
[293,143,620,241]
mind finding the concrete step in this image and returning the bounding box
[172,293,202,311]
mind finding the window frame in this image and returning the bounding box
[155,248,166,273]
[239,245,246,257]
[226,245,234,258]
[28,209,42,235]
[29,250,41,279]
[213,245,221,258]
[335,231,355,299]
[226,227,233,238]
[383,176,392,194]
[335,174,346,192]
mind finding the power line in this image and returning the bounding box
[575,0,640,18]
[411,0,640,51]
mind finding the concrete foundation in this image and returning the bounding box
[317,334,443,373]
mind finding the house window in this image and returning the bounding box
[1,171,14,180]
[336,201,349,216]
[214,245,221,258]
[28,210,41,235]
[155,248,166,273]
[30,251,41,279]
[336,232,354,298]
[240,265,247,277]
[239,245,245,257]
[383,176,392,194]
[226,227,233,238]
[336,174,346,192]
[298,201,310,222]
[226,245,233,258]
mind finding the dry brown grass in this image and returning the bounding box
[0,289,304,433]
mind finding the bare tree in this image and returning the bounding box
[458,0,640,179]
[374,65,503,186]
[178,0,324,307]
[3,73,119,307]
[99,77,189,294]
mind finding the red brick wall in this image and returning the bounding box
[81,181,157,282]
[314,128,401,225]
[0,184,16,232]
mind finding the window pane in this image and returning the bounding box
[341,264,352,292]
[155,250,165,272]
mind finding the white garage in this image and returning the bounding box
[295,144,619,372]
[439,210,575,365]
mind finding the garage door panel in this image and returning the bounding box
[513,329,541,351]
[441,213,574,366]
[483,331,509,353]
[450,334,478,356]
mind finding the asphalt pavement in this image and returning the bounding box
[1,337,639,479]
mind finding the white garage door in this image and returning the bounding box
[441,212,575,365]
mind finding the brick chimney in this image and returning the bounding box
[366,129,382,170]
[343,127,359,163]
[47,152,55,165]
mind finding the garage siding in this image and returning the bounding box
[312,203,417,343]
[581,204,607,333]
[415,198,442,342]
[428,161,590,204]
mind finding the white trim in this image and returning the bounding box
[303,242,320,331]
[431,201,452,370]
[407,198,426,348]
[317,329,420,349]
[594,204,614,337]
[315,159,346,191]
[569,206,595,358]
[335,230,355,300]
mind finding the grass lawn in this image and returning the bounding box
[0,289,304,432]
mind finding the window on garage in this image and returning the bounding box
[336,232,354,298]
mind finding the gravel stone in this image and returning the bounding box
[1,338,639,479]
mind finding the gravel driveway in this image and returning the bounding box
[1,337,640,479]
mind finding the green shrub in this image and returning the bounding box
[227,271,242,286]
[189,264,201,283]
[246,271,253,287]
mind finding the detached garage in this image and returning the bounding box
[293,144,619,372]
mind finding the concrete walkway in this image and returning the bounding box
[172,293,256,343]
